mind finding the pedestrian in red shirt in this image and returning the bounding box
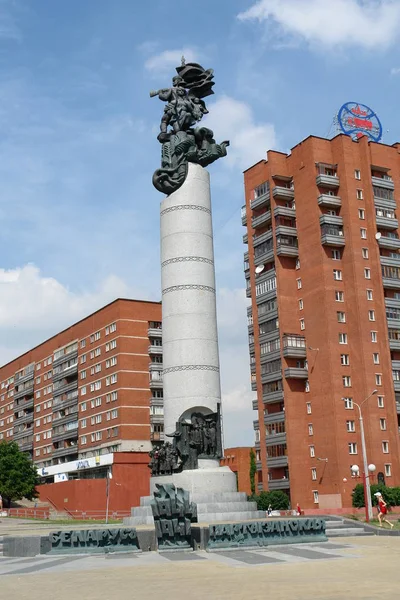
[374,492,394,528]
[296,503,301,516]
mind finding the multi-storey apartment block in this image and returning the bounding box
[243,133,400,510]
[0,298,162,484]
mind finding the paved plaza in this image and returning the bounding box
[0,535,399,600]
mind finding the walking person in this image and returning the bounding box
[267,504,272,517]
[296,502,301,516]
[374,492,394,528]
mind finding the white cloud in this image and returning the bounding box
[390,67,400,75]
[144,47,199,74]
[203,95,276,170]
[238,0,400,50]
[0,264,149,365]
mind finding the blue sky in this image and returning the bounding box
[1,0,400,445]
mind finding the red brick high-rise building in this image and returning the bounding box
[243,134,400,510]
[0,298,163,488]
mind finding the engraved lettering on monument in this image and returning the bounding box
[48,528,140,554]
[151,484,197,550]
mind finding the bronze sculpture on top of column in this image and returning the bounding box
[150,58,229,195]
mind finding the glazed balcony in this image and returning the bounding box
[51,446,78,459]
[52,362,78,383]
[241,206,247,226]
[53,394,79,411]
[52,410,78,427]
[150,431,165,442]
[284,367,308,379]
[149,372,163,389]
[52,427,79,444]
[252,210,272,230]
[251,191,270,211]
[276,235,298,258]
[52,349,78,369]
[320,221,345,247]
[372,175,394,190]
[316,174,340,188]
[243,232,248,244]
[318,194,341,208]
[380,256,400,268]
[254,243,274,266]
[374,196,396,211]
[282,334,307,358]
[377,234,400,251]
[376,215,398,231]
[382,276,400,290]
[52,380,78,398]
[272,186,294,201]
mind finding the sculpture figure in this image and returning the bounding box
[150,59,229,195]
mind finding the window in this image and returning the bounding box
[343,376,351,387]
[355,169,361,180]
[369,310,375,321]
[306,402,312,414]
[90,381,101,392]
[373,353,380,365]
[339,333,348,344]
[81,386,87,396]
[333,270,342,281]
[35,419,40,427]
[300,318,305,330]
[36,391,41,399]
[111,374,117,384]
[313,491,319,504]
[80,339,86,349]
[335,291,344,302]
[357,189,363,200]
[299,299,303,310]
[337,311,346,323]
[81,435,87,445]
[81,402,87,411]
[380,418,387,431]
[366,289,373,300]
[90,331,101,343]
[295,258,300,270]
[111,409,118,419]
[297,278,302,289]
[377,396,384,408]
[308,423,313,435]
[385,464,392,477]
[311,468,317,481]
[348,442,357,454]
[371,331,377,343]
[80,370,86,380]
[364,268,371,280]
[382,441,389,454]
[81,418,87,429]
[310,445,315,458]
[305,380,310,392]
[331,249,341,260]
[375,374,382,386]
[358,208,365,220]
[346,420,355,432]
[360,228,367,239]
[362,248,369,259]
[80,355,86,364]
[341,354,350,366]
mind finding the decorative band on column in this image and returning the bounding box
[160,204,211,217]
[163,365,220,374]
[162,284,215,295]
[161,256,214,268]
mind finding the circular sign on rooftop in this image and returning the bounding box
[337,102,382,142]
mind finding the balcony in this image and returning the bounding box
[241,206,247,226]
[316,174,340,188]
[378,234,400,251]
[53,394,79,411]
[266,432,286,446]
[14,369,35,386]
[149,362,163,372]
[148,345,163,355]
[150,414,164,425]
[149,373,163,389]
[376,214,398,231]
[52,380,78,398]
[261,371,283,385]
[272,186,294,201]
[243,233,248,244]
[372,175,394,190]
[264,410,285,424]
[254,245,274,266]
[13,412,34,426]
[251,190,270,210]
[266,455,288,468]
[151,431,165,442]
[252,399,258,411]
[284,367,308,379]
[20,439,34,452]
[374,196,396,210]
[252,210,272,230]
[318,194,341,208]
[268,477,290,491]
[256,463,262,474]
[263,390,284,404]
[282,335,306,358]
[52,446,78,459]
[52,362,78,383]
[393,380,400,393]
[148,327,162,338]
[273,206,296,220]
[13,427,33,441]
[389,336,400,351]
[275,224,297,238]
[52,411,78,427]
[52,427,79,443]
[14,397,34,410]
[14,384,34,401]
[380,255,400,268]
[52,349,78,369]
[382,276,400,290]
[320,220,345,247]
[276,235,298,258]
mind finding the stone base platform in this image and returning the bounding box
[124,490,266,526]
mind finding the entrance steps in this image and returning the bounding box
[325,517,374,537]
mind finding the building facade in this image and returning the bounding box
[243,134,400,510]
[0,298,163,486]
[220,447,255,496]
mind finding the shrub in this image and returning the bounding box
[352,483,397,509]
[254,490,290,511]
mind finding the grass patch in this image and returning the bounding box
[6,516,123,525]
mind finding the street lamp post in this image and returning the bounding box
[345,389,377,522]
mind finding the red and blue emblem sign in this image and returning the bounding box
[337,102,382,142]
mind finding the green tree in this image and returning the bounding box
[249,449,256,496]
[0,441,39,507]
[352,483,395,509]
[255,490,290,511]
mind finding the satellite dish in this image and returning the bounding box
[375,232,382,240]
[255,265,264,274]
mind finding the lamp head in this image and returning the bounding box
[351,464,360,475]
